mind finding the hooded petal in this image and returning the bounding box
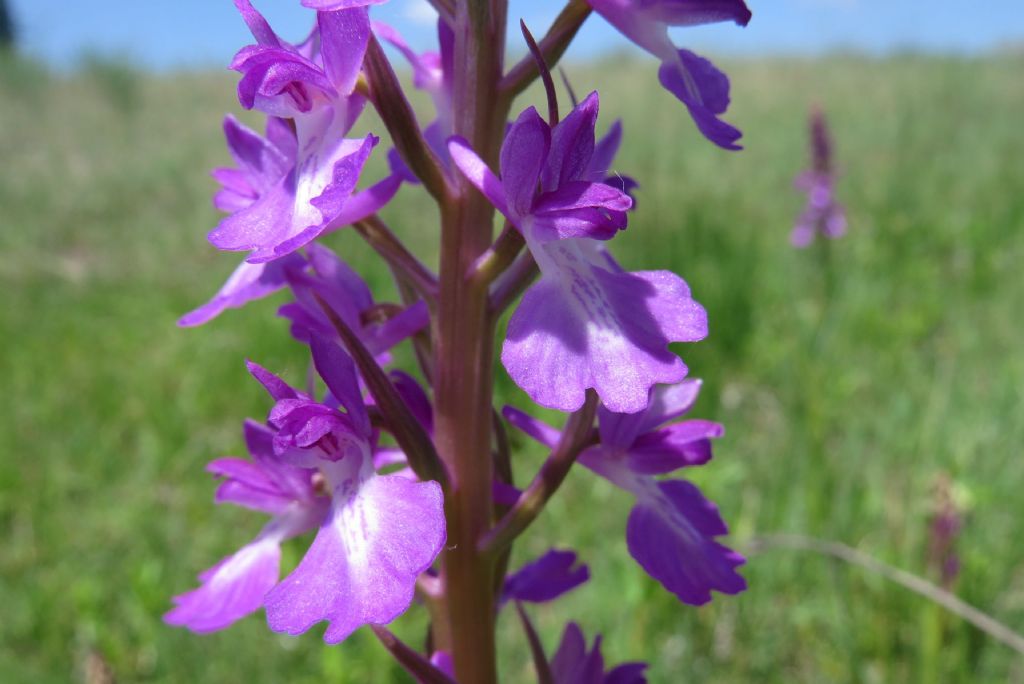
[264,473,445,643]
[317,7,371,95]
[597,379,704,449]
[542,91,600,191]
[531,181,631,242]
[626,419,722,474]
[626,479,746,605]
[500,107,551,218]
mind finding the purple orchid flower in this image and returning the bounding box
[551,622,649,684]
[164,420,328,632]
[502,549,590,606]
[505,379,746,606]
[252,339,446,643]
[207,1,389,263]
[449,94,707,413]
[180,112,403,327]
[168,338,445,643]
[587,0,751,150]
[792,108,846,247]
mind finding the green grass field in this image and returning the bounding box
[2,52,1023,682]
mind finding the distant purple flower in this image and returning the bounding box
[792,108,846,247]
[450,95,706,413]
[587,0,751,150]
[208,2,391,263]
[505,379,746,605]
[551,622,648,684]
[502,549,590,606]
[164,420,327,632]
[167,338,445,643]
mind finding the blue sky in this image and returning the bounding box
[10,0,1024,71]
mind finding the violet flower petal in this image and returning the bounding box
[626,419,723,474]
[501,406,561,448]
[165,538,282,633]
[626,479,746,605]
[657,49,742,150]
[502,244,707,413]
[500,107,551,218]
[263,473,445,643]
[502,549,590,605]
[178,253,306,327]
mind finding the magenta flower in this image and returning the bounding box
[551,622,649,684]
[792,108,846,247]
[167,337,445,643]
[450,95,706,413]
[505,379,745,605]
[207,2,386,263]
[587,0,751,150]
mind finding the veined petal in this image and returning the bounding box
[208,457,295,515]
[317,7,371,95]
[247,360,303,401]
[223,115,293,196]
[448,136,510,218]
[164,502,324,633]
[165,538,281,633]
[178,253,305,327]
[233,0,282,47]
[626,479,745,605]
[543,91,600,191]
[502,241,707,413]
[264,473,445,643]
[500,107,551,218]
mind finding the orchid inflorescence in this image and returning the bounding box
[166,1,751,680]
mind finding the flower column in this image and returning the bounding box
[433,2,507,682]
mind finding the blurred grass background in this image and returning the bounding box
[1,51,1023,682]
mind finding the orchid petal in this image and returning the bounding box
[264,473,445,643]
